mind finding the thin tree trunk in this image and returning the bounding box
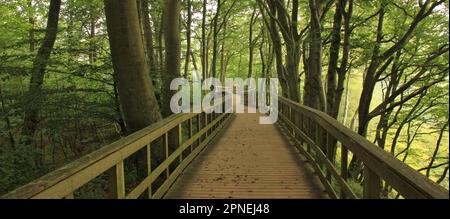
[28,0,35,52]
[342,72,351,126]
[426,122,449,177]
[158,11,165,74]
[326,0,344,116]
[219,19,227,82]
[0,83,15,148]
[247,8,257,78]
[211,0,222,78]
[184,0,192,78]
[21,0,62,146]
[201,0,207,81]
[437,166,449,184]
[190,50,199,72]
[89,6,97,65]
[141,0,157,75]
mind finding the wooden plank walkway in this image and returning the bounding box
[164,106,327,199]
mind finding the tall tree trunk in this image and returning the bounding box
[140,0,157,76]
[201,0,207,81]
[211,0,221,78]
[273,0,300,102]
[333,0,353,118]
[0,83,15,148]
[184,0,192,78]
[104,0,162,133]
[247,8,257,78]
[105,0,164,180]
[162,0,181,117]
[89,6,97,65]
[326,0,344,117]
[158,11,165,75]
[219,19,228,82]
[259,38,266,79]
[21,0,61,146]
[260,0,288,97]
[304,0,326,110]
[348,6,386,181]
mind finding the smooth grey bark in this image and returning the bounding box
[162,0,181,117]
[104,0,162,133]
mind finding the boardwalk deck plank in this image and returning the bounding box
[164,107,327,199]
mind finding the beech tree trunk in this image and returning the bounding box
[162,0,181,117]
[104,0,162,133]
[304,0,326,111]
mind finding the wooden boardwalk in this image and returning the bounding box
[164,107,327,199]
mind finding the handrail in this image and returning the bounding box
[277,96,449,199]
[3,98,234,199]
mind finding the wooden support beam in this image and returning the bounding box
[146,144,152,199]
[108,161,125,199]
[363,166,381,199]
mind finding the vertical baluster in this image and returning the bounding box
[204,113,209,137]
[212,112,216,130]
[188,118,193,153]
[146,144,152,198]
[363,167,381,199]
[197,114,201,145]
[324,128,332,181]
[306,117,311,153]
[178,124,182,163]
[314,121,323,168]
[164,132,169,178]
[108,161,125,199]
[289,106,293,135]
[299,112,304,147]
[341,144,348,199]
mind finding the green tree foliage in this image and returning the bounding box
[0,0,448,196]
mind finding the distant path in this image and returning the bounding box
[164,106,327,199]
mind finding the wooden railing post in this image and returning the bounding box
[299,112,304,146]
[177,124,182,162]
[108,161,125,199]
[164,132,169,178]
[204,113,209,136]
[363,166,381,199]
[197,114,201,145]
[146,144,152,198]
[340,145,348,199]
[188,118,193,152]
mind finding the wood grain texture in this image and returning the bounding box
[165,107,327,199]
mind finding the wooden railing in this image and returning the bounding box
[3,98,234,199]
[277,96,449,199]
